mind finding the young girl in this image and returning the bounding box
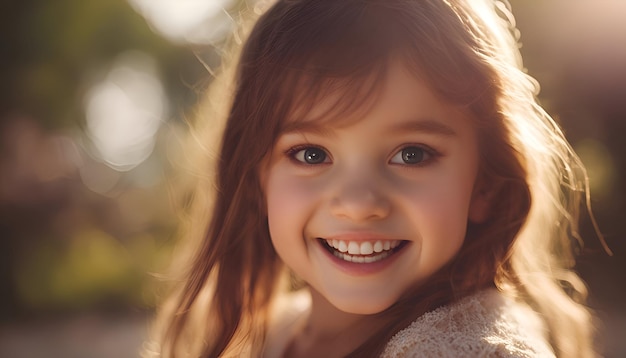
[147,0,600,356]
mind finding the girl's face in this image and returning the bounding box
[263,61,488,314]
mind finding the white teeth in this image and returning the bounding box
[347,242,360,255]
[360,242,373,255]
[323,238,403,263]
[337,250,390,263]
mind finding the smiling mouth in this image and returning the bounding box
[318,238,408,264]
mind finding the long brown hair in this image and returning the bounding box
[148,1,597,357]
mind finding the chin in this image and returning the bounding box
[330,294,398,315]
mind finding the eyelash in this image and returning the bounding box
[389,144,440,167]
[285,144,331,166]
[284,143,440,167]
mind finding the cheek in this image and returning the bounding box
[413,187,470,270]
[401,163,475,217]
[265,170,322,250]
[431,164,477,241]
[398,162,477,254]
[266,173,317,222]
[264,171,325,279]
[411,185,471,238]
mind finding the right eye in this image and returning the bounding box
[288,146,330,164]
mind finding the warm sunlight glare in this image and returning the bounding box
[128,0,236,44]
[84,51,166,172]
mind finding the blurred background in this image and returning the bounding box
[0,0,624,357]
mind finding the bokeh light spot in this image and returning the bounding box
[84,51,167,172]
[128,0,236,44]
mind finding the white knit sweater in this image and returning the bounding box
[381,289,555,357]
[264,289,555,357]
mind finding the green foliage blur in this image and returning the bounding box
[0,0,215,319]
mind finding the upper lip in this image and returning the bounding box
[318,232,401,242]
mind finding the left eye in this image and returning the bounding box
[390,146,431,165]
[291,146,329,164]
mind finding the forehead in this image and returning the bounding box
[279,58,464,134]
[249,0,495,139]
[280,67,385,131]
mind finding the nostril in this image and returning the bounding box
[329,190,391,221]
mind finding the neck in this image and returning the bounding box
[286,288,388,357]
[307,288,378,336]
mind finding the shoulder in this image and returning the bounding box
[381,289,555,358]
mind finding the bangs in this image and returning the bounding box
[278,62,389,132]
[253,1,406,132]
[241,0,497,139]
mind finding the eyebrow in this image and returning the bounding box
[389,118,457,137]
[281,120,337,136]
[280,117,457,137]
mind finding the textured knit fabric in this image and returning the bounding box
[381,289,555,357]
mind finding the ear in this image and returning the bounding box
[468,187,492,224]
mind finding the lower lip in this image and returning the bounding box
[317,240,408,276]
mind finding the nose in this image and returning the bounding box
[329,172,391,222]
